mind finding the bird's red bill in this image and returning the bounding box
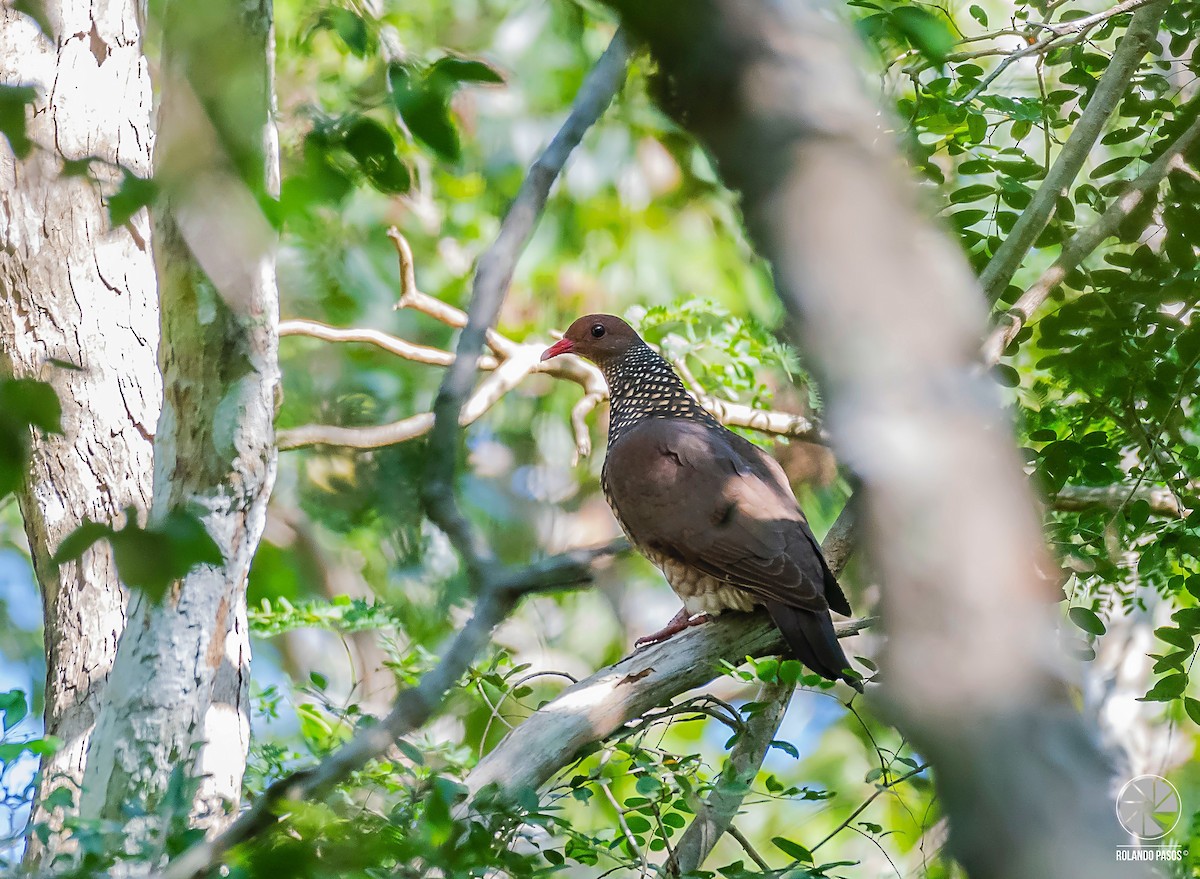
[540,338,574,361]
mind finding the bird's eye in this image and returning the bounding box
[590,324,606,339]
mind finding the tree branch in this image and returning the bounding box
[157,541,622,879]
[277,243,825,452]
[956,0,1162,103]
[421,27,632,579]
[279,318,499,369]
[982,108,1200,364]
[662,679,793,877]
[1050,482,1190,518]
[977,0,1169,302]
[462,613,873,803]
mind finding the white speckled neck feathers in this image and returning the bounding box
[602,342,720,446]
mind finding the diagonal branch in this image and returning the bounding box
[156,540,622,879]
[420,27,632,579]
[602,2,1155,878]
[663,679,793,877]
[977,0,1169,303]
[279,318,499,369]
[462,613,873,803]
[982,109,1200,365]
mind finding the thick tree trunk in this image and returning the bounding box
[606,2,1150,878]
[79,0,279,840]
[0,1,159,867]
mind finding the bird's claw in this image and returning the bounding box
[635,610,713,649]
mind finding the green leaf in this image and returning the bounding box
[1140,673,1188,702]
[108,169,157,226]
[323,8,368,56]
[635,775,662,795]
[1155,626,1194,652]
[950,184,995,203]
[770,739,800,759]
[965,114,987,143]
[1128,499,1151,529]
[992,364,1020,387]
[1090,155,1134,179]
[0,84,37,158]
[342,116,411,193]
[0,690,27,731]
[429,55,504,86]
[968,4,988,26]
[625,815,651,833]
[779,659,804,684]
[53,520,117,564]
[43,786,74,810]
[1174,608,1200,632]
[890,6,955,63]
[772,836,813,862]
[56,508,222,602]
[13,0,52,37]
[0,378,63,433]
[1185,697,1200,726]
[1069,606,1106,637]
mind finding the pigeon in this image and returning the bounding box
[541,314,859,688]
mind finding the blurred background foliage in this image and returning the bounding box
[2,0,1200,875]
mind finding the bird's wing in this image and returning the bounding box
[605,418,838,614]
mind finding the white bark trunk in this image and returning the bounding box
[79,0,279,841]
[0,1,158,867]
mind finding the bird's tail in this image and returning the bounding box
[766,602,862,692]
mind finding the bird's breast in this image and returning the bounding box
[646,550,758,616]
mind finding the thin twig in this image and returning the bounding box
[727,823,772,872]
[280,318,499,369]
[662,679,793,876]
[977,0,1170,302]
[957,0,1161,103]
[809,762,930,854]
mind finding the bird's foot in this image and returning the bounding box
[635,609,713,649]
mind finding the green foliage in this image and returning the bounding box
[6,0,1200,874]
[0,377,62,501]
[107,168,158,226]
[0,84,37,159]
[54,507,223,601]
[631,299,812,415]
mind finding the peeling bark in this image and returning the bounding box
[0,1,159,867]
[79,0,279,841]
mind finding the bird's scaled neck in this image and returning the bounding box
[602,343,718,445]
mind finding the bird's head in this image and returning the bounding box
[540,314,642,367]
